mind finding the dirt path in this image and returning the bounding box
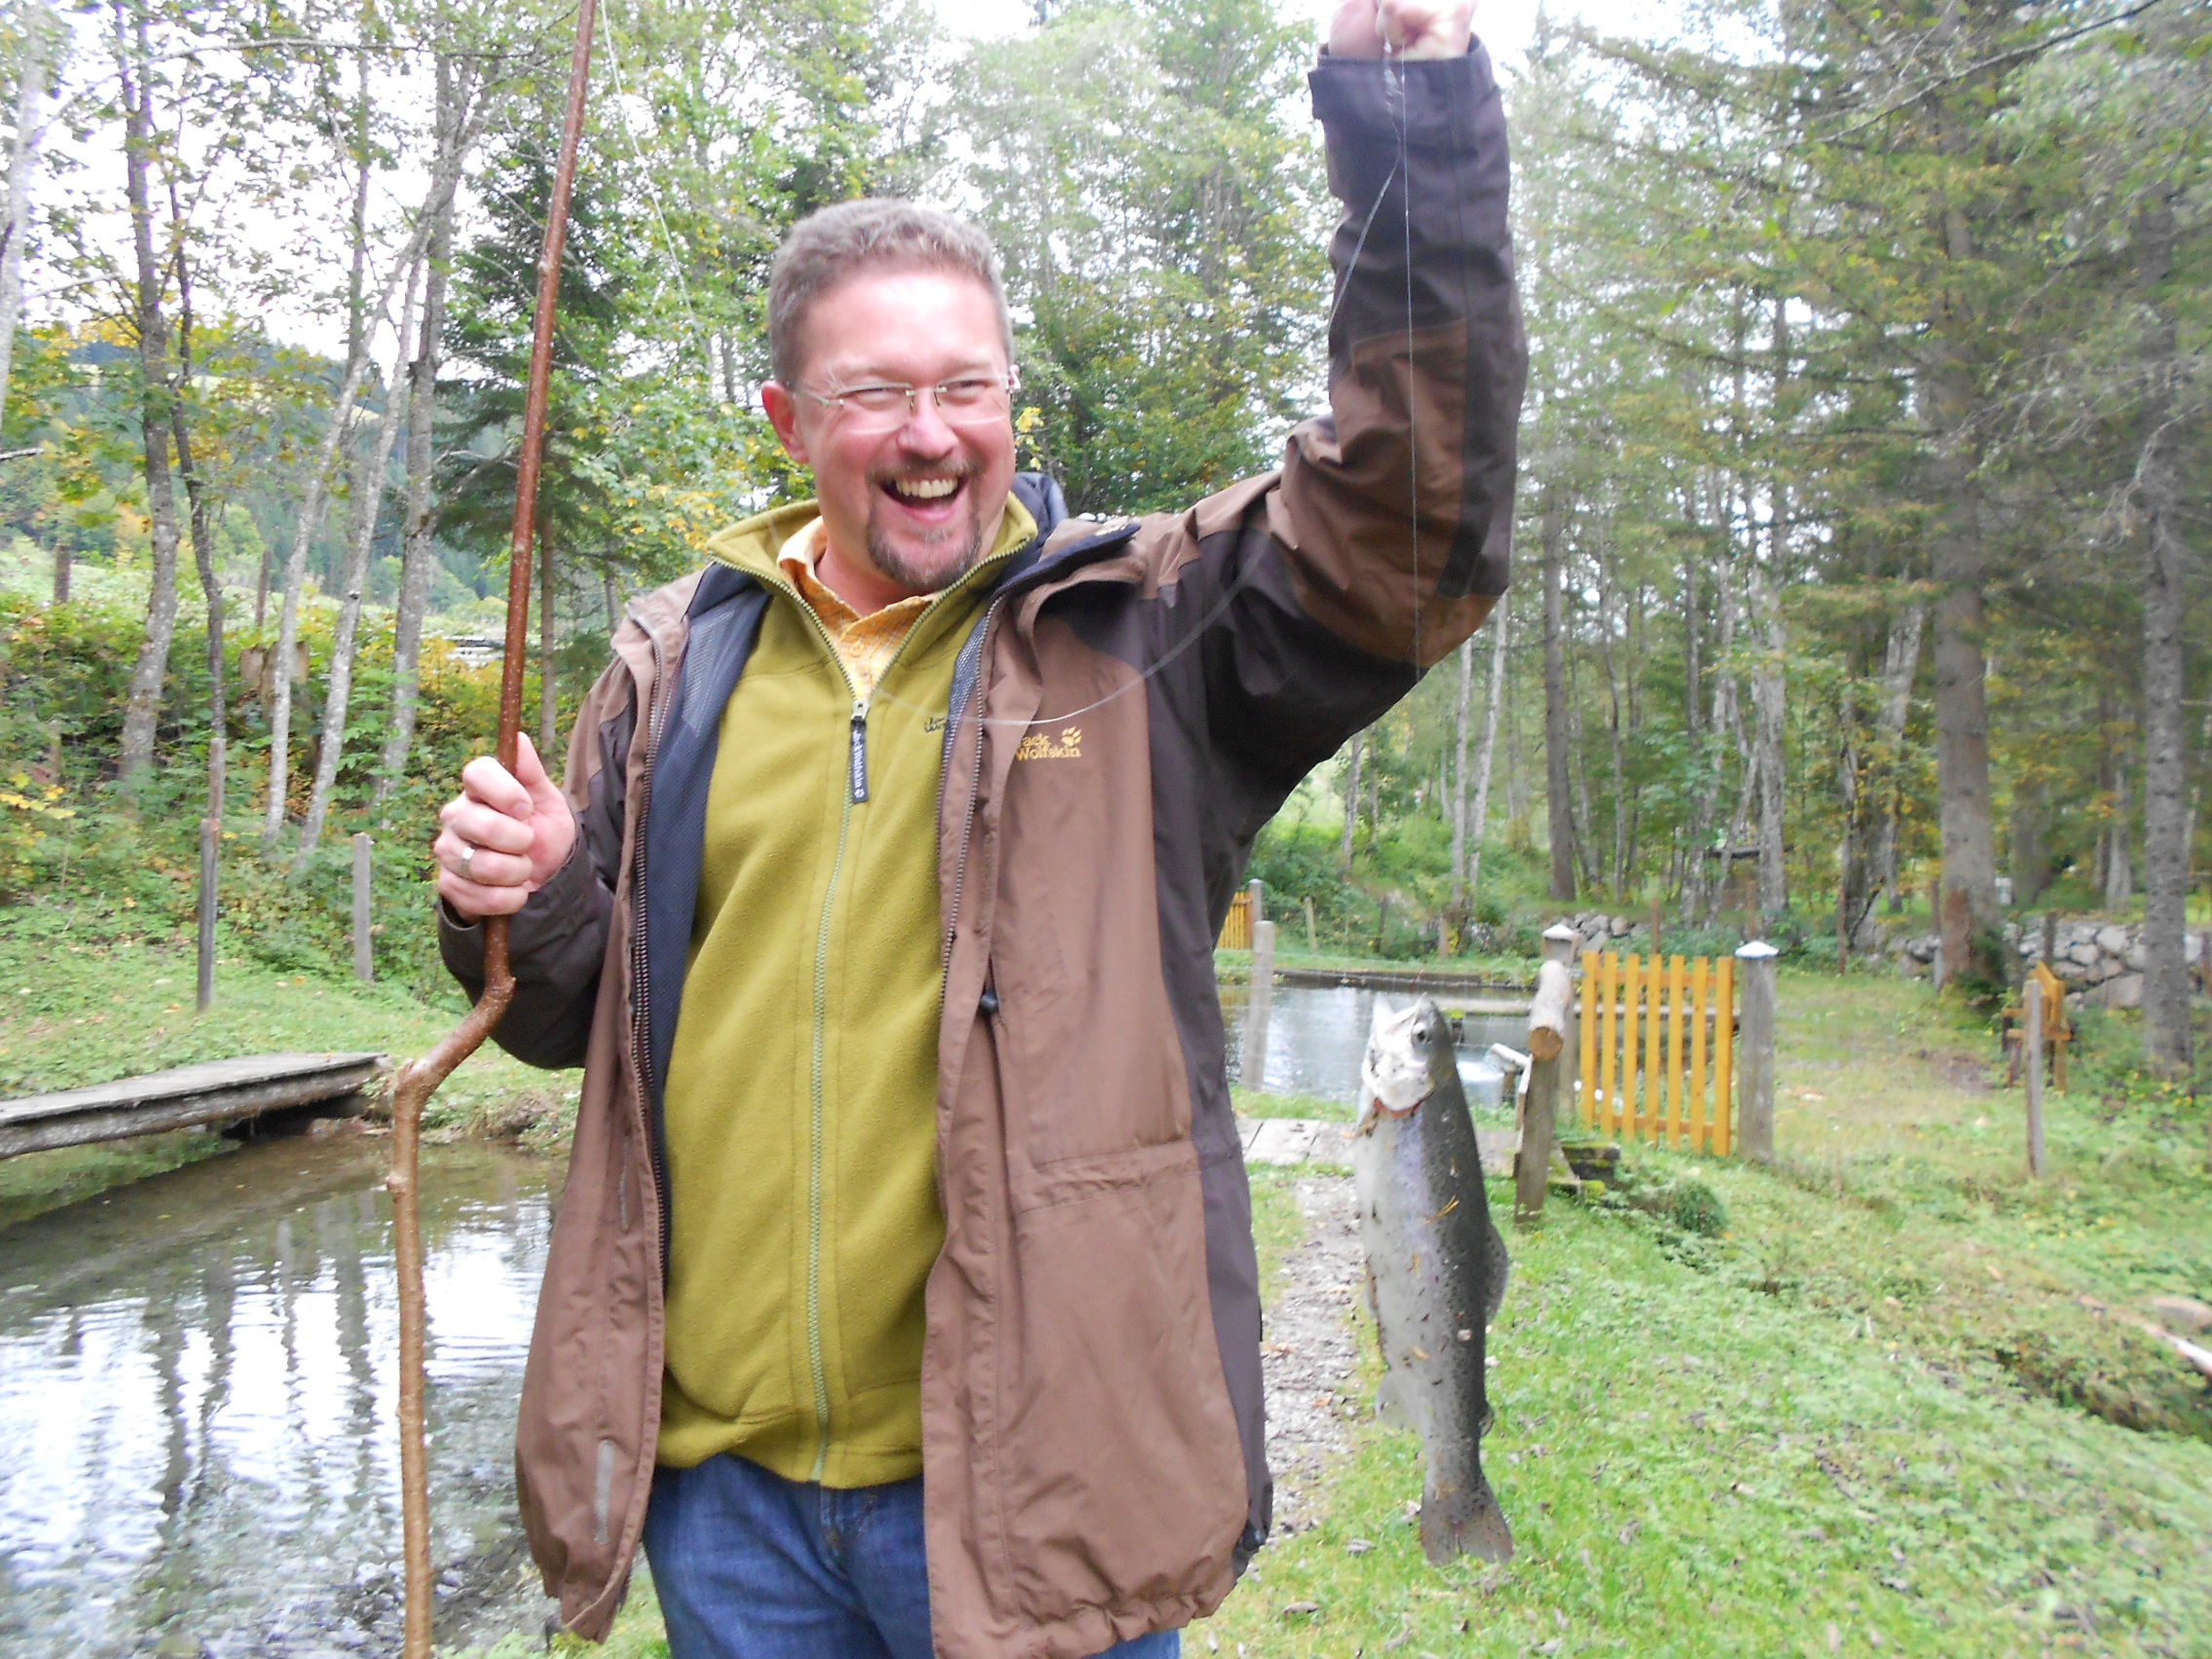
[1260,1171,1366,1535]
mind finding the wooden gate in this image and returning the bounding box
[1576,951,1737,1154]
[1219,889,1254,951]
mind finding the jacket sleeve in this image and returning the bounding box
[1273,42,1522,663]
[1186,42,1523,810]
[437,657,635,1070]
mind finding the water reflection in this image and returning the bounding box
[1218,982,1527,1114]
[0,1136,557,1657]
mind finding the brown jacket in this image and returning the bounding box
[442,45,1523,1659]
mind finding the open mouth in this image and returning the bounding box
[880,473,968,511]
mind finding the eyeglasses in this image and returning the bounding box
[798,369,1020,433]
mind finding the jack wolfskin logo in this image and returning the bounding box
[1015,725,1084,760]
[924,713,946,733]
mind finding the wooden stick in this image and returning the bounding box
[387,5,598,1652]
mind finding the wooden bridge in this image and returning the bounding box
[0,1052,388,1159]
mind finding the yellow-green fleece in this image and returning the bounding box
[656,495,1034,1488]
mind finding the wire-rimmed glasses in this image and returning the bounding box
[797,368,1020,434]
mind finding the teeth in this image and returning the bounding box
[891,477,959,500]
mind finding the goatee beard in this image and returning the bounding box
[865,491,993,596]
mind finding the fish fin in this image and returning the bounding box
[1482,1219,1511,1324]
[1420,1469,1515,1567]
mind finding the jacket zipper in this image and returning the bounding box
[752,566,941,1483]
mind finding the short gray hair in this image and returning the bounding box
[768,199,1014,387]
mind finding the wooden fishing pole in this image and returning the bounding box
[386,3,598,1653]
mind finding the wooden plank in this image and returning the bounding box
[1622,954,1642,1142]
[1578,951,1600,1131]
[1643,953,1664,1145]
[0,1053,387,1158]
[1667,955,1687,1148]
[1714,957,1736,1157]
[1600,951,1620,1139]
[1689,957,1711,1153]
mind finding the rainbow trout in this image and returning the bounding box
[1353,995,1514,1565]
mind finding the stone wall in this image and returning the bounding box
[1885,920,2211,1010]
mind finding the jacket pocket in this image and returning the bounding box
[995,1148,1246,1623]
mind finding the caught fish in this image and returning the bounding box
[1353,995,1514,1565]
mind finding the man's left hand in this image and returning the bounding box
[1328,0,1476,59]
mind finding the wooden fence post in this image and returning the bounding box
[1244,919,1275,1092]
[352,832,374,984]
[1541,924,1579,1126]
[1304,896,1317,956]
[1517,958,1572,1227]
[197,818,218,1012]
[1247,877,1265,930]
[2025,974,2046,1179]
[1736,940,1779,1162]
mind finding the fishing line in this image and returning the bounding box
[596,26,1418,733]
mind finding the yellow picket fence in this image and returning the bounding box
[1577,951,1738,1155]
[1219,890,1254,951]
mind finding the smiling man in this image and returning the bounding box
[430,2,1522,1656]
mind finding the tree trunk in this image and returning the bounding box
[376,54,461,803]
[1927,350,1999,984]
[1541,496,1575,902]
[1340,728,1363,866]
[2135,193,2194,1078]
[265,64,373,849]
[113,0,184,782]
[260,66,469,846]
[1466,600,1507,896]
[0,1,55,430]
[1449,636,1473,904]
[2104,761,2133,911]
[1871,602,1925,911]
[295,269,419,872]
[170,223,219,820]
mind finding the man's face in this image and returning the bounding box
[763,268,1017,605]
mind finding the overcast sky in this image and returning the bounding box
[933,0,1658,68]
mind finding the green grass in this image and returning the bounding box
[1235,1085,1357,1124]
[1199,1183,2212,1657]
[0,899,567,1220]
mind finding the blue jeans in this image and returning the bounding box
[645,1453,1183,1659]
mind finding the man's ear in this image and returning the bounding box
[761,382,811,466]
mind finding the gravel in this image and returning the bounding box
[1261,1172,1367,1535]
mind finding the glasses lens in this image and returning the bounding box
[827,377,1012,432]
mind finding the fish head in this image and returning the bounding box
[1358,996,1457,1127]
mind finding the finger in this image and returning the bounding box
[438,799,537,859]
[515,732,569,813]
[438,868,535,919]
[460,755,534,819]
[435,830,535,889]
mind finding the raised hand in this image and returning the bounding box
[1328,0,1476,59]
[434,733,577,921]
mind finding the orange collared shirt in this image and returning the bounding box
[776,518,935,701]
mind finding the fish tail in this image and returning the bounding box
[1420,1466,1515,1566]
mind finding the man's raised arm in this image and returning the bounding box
[1269,0,1524,667]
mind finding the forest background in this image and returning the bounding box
[0,0,2202,1080]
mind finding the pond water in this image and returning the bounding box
[0,1136,558,1657]
[1218,981,1530,1117]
